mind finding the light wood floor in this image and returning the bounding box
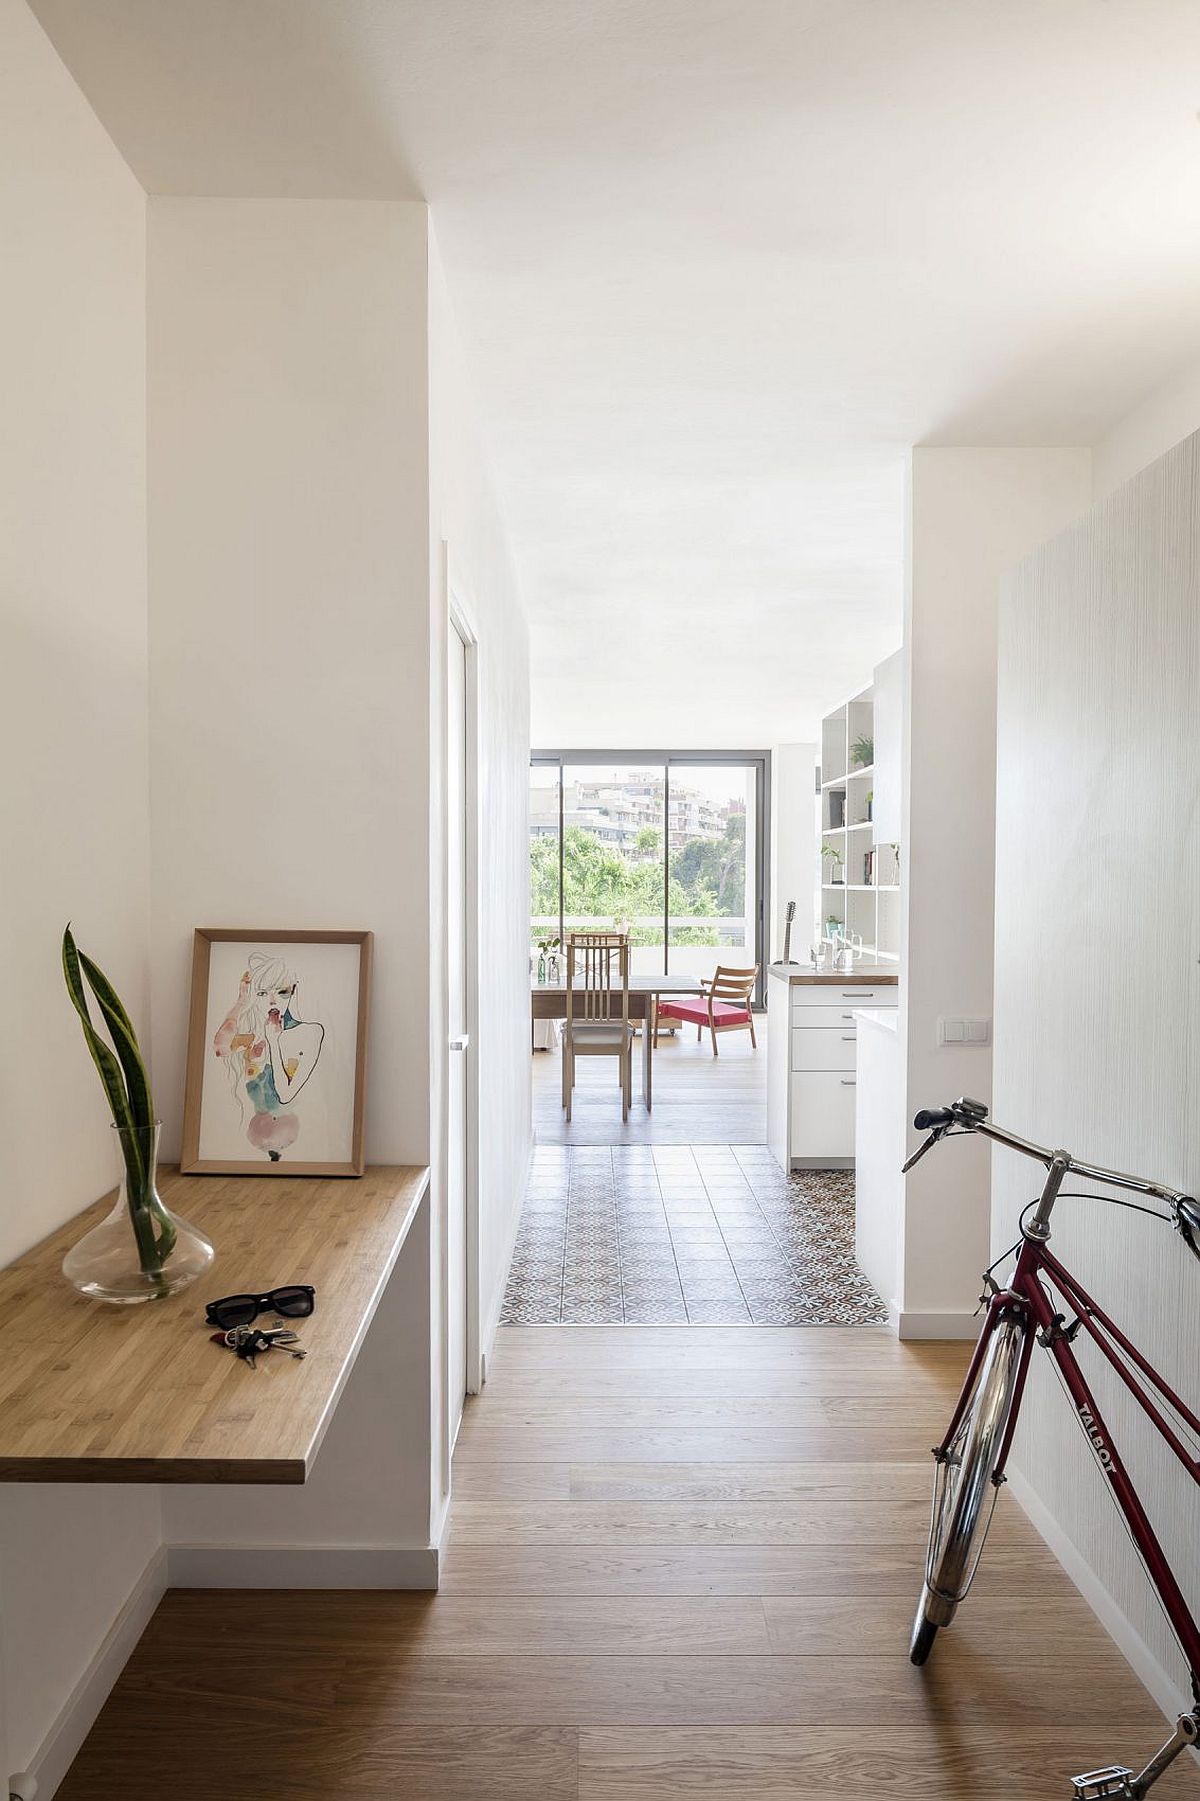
[534,1027,767,1145]
[60,1326,1198,1799]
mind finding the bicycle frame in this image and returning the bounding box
[939,1236,1200,1697]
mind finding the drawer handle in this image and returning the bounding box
[841,991,876,998]
[841,1034,856,1041]
[841,1078,857,1086]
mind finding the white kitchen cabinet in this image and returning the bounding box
[791,1028,858,1073]
[768,966,899,1170]
[790,1070,861,1158]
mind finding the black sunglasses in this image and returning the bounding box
[204,1285,315,1330]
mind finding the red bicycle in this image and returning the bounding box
[906,1097,1200,1801]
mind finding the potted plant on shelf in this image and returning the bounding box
[821,843,845,885]
[61,925,213,1303]
[851,733,874,769]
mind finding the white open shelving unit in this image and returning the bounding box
[819,683,900,961]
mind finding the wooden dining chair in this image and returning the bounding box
[654,964,758,1057]
[563,931,634,1121]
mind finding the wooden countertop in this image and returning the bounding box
[767,963,899,986]
[0,1163,429,1485]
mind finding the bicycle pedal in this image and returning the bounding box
[1070,1766,1135,1800]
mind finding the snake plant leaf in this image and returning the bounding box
[63,926,149,1203]
[62,927,135,1133]
[62,926,174,1277]
[79,950,154,1134]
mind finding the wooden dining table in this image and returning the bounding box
[531,974,703,1110]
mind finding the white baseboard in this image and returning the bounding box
[430,1490,452,1570]
[1007,1468,1193,1735]
[30,1543,168,1800]
[166,1542,440,1589]
[895,1308,981,1340]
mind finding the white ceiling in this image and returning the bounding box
[30,0,1200,744]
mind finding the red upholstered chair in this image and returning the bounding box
[655,965,758,1057]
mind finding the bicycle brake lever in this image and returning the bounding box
[902,1130,941,1175]
[1174,1197,1200,1264]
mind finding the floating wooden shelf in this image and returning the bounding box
[0,1163,429,1485]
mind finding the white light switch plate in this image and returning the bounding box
[938,1017,991,1047]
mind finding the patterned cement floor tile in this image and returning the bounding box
[500,1145,887,1327]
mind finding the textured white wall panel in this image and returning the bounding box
[994,432,1200,1701]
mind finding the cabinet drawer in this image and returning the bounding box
[792,984,896,1012]
[791,1026,858,1072]
[789,1003,872,1030]
[790,1071,858,1159]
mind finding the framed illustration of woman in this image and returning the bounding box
[181,928,372,1177]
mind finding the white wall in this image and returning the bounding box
[0,0,148,1265]
[1093,351,1200,499]
[147,197,433,1167]
[0,0,163,1776]
[995,432,1200,1715]
[770,743,817,955]
[427,229,531,1509]
[898,448,1091,1335]
[146,194,440,1566]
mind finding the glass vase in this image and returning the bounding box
[63,1123,214,1304]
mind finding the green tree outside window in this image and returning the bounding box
[531,812,747,951]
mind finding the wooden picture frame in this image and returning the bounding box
[181,928,372,1177]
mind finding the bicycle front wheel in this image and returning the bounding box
[910,1310,1026,1665]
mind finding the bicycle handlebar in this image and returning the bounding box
[907,1096,1200,1258]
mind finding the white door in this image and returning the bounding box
[447,621,470,1444]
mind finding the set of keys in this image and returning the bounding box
[211,1320,307,1369]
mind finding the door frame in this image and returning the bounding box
[443,547,483,1470]
[530,749,772,1008]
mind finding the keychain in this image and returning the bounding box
[211,1321,307,1369]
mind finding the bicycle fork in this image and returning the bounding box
[1071,1711,1199,1799]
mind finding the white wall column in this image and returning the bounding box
[896,448,1091,1337]
[771,742,818,956]
[146,196,439,1576]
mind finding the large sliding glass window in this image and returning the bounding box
[667,762,758,988]
[530,753,769,1003]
